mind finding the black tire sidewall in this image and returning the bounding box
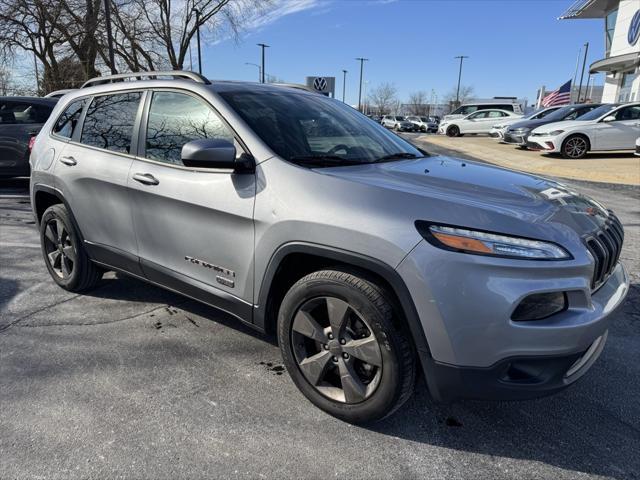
[447,126,459,137]
[278,273,408,423]
[40,205,83,290]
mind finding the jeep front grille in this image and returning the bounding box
[584,212,624,290]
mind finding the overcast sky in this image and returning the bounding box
[202,0,605,105]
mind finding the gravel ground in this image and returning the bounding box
[1,170,639,480]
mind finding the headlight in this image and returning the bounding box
[416,223,571,260]
[547,130,564,136]
[513,127,531,133]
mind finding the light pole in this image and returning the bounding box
[454,55,469,106]
[342,69,347,102]
[245,62,262,82]
[356,57,369,112]
[195,8,202,74]
[577,42,589,102]
[257,43,270,83]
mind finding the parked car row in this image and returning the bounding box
[438,101,640,160]
[375,114,440,133]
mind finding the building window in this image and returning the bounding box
[617,71,639,102]
[605,9,617,57]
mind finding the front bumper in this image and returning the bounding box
[527,135,561,152]
[503,132,528,146]
[397,240,629,401]
[635,143,640,156]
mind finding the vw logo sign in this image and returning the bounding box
[313,77,328,91]
[629,9,640,46]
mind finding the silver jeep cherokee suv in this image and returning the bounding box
[30,71,629,424]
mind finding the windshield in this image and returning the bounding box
[575,104,618,121]
[420,117,429,122]
[219,90,423,166]
[395,116,405,121]
[528,107,558,120]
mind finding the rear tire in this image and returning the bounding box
[446,125,460,137]
[278,269,416,424]
[40,204,102,292]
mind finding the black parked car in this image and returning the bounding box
[0,96,58,177]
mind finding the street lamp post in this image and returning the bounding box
[245,63,262,82]
[195,8,202,74]
[342,69,347,102]
[577,42,589,102]
[257,43,270,83]
[356,57,369,113]
[454,55,469,106]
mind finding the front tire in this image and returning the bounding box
[561,135,589,159]
[278,269,416,424]
[40,204,102,292]
[446,125,460,137]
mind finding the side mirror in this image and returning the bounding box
[181,138,237,170]
[602,115,616,123]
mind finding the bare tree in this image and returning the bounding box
[0,0,69,93]
[127,0,270,71]
[444,85,475,109]
[407,91,429,115]
[368,82,398,115]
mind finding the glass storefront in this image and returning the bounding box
[617,71,639,102]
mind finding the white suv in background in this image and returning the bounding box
[527,103,640,159]
[438,109,522,137]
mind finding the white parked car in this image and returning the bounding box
[527,103,640,159]
[636,137,640,156]
[438,109,522,137]
[489,106,562,140]
[442,101,523,122]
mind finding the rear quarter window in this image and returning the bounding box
[52,99,86,139]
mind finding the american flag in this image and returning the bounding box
[542,80,572,107]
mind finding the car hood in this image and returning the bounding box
[531,120,593,134]
[507,118,563,131]
[318,156,611,244]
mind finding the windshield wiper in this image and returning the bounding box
[372,152,420,163]
[288,155,360,167]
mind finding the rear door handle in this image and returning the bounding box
[132,173,159,186]
[59,155,77,166]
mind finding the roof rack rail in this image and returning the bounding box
[81,70,211,88]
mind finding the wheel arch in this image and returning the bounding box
[254,242,440,395]
[32,185,85,242]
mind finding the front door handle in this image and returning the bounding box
[60,155,77,166]
[132,173,159,186]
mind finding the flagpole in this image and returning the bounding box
[577,42,589,103]
[572,46,581,103]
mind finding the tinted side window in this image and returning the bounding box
[81,92,141,154]
[0,101,52,125]
[53,99,85,139]
[614,105,640,121]
[145,91,234,165]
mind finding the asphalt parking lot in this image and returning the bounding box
[1,169,639,479]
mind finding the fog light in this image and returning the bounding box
[511,292,567,321]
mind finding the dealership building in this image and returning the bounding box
[561,0,640,102]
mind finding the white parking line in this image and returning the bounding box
[0,242,41,248]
